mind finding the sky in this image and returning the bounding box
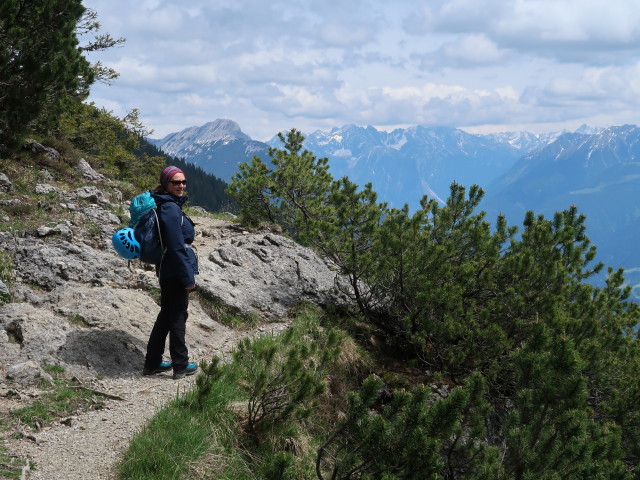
[82,0,640,142]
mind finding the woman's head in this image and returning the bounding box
[158,166,187,197]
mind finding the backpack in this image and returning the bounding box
[129,191,165,265]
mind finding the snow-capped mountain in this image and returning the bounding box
[270,124,553,207]
[481,124,640,291]
[481,130,562,153]
[148,119,269,181]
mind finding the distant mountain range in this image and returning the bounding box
[149,120,640,295]
[482,125,640,282]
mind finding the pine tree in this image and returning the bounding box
[316,373,499,480]
[232,319,342,438]
[228,129,335,234]
[502,322,631,479]
[307,178,386,319]
[0,0,94,144]
[228,156,277,224]
[269,129,334,234]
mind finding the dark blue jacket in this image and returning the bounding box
[151,191,198,288]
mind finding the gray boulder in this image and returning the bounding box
[35,183,57,195]
[6,360,53,386]
[0,173,13,193]
[198,232,347,320]
[11,236,131,290]
[72,186,108,205]
[77,158,104,181]
[24,141,60,162]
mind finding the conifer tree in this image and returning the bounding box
[502,322,631,479]
[269,129,334,234]
[307,178,386,318]
[232,320,342,437]
[228,156,278,224]
[228,129,334,233]
[316,373,499,480]
[0,0,94,144]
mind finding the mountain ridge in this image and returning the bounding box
[150,119,582,204]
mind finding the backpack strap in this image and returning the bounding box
[152,208,165,257]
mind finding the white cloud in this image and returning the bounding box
[414,33,510,69]
[405,0,640,65]
[83,0,640,141]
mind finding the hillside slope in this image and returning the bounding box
[0,146,346,479]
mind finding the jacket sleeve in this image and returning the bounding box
[157,202,195,287]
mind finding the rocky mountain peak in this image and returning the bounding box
[150,119,252,157]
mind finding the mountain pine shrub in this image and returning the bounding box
[316,372,499,480]
[232,315,344,438]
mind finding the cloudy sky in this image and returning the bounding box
[82,0,640,141]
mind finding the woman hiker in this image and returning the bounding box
[142,166,199,379]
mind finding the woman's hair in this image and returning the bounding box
[154,184,168,194]
[159,166,185,188]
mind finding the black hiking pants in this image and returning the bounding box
[144,276,190,371]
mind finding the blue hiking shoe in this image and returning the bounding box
[142,360,172,376]
[173,362,198,380]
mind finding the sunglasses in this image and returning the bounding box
[169,179,187,185]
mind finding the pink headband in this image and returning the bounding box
[160,166,184,188]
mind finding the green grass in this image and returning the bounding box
[42,364,65,374]
[195,290,259,330]
[0,250,13,304]
[9,373,105,430]
[118,380,239,480]
[0,446,28,480]
[68,314,92,327]
[146,286,161,306]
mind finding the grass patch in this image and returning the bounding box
[146,286,161,306]
[0,446,28,480]
[0,198,62,233]
[0,250,14,304]
[195,290,259,330]
[119,407,211,479]
[42,364,65,375]
[118,378,239,480]
[9,373,105,430]
[68,314,91,327]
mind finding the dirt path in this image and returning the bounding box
[5,326,243,480]
[8,374,201,479]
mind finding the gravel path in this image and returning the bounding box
[8,374,203,479]
[5,330,242,480]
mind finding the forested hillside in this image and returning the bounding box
[137,139,235,213]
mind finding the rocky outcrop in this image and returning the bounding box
[0,153,349,383]
[200,232,346,320]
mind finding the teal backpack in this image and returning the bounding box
[129,191,165,264]
[129,191,156,227]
